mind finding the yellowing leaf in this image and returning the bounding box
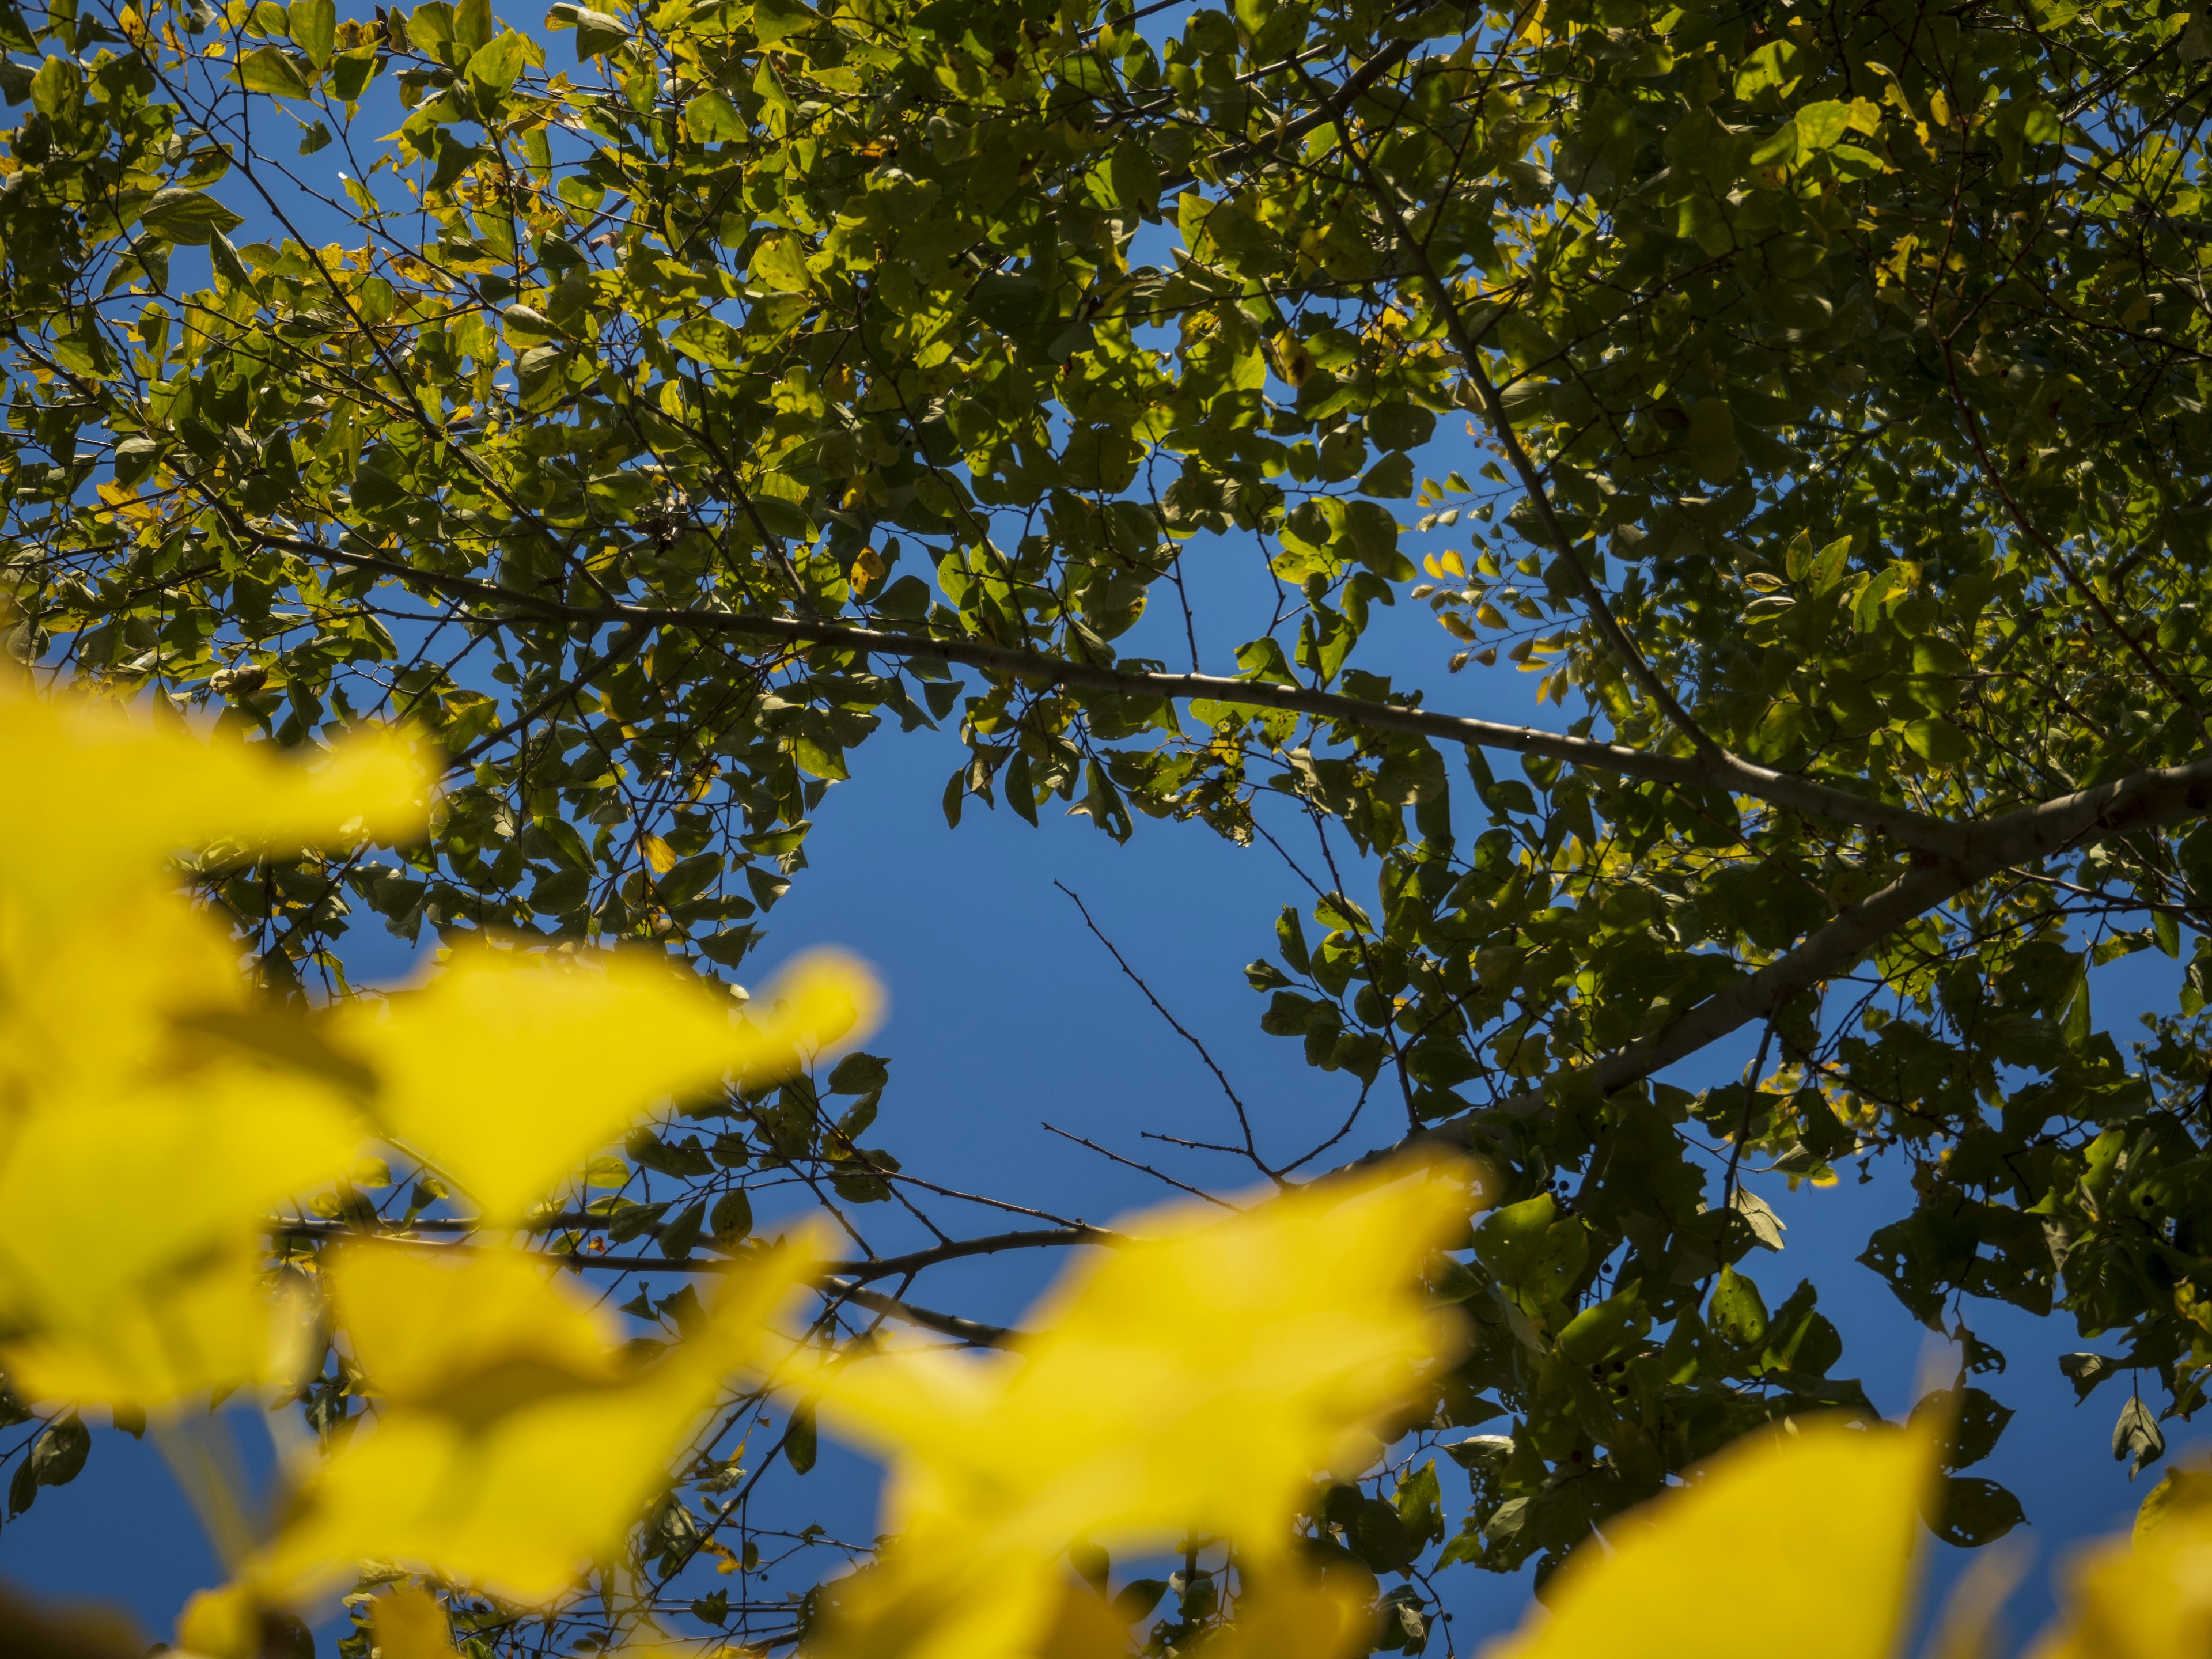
[804,1161,1479,1659]
[247,1234,821,1605]
[0,686,431,916]
[751,233,815,294]
[0,1077,360,1405]
[2136,1461,2212,1545]
[235,42,313,96]
[684,89,747,142]
[2027,1464,2212,1658]
[369,1588,461,1659]
[331,1237,626,1414]
[340,942,879,1225]
[1489,1415,1932,1659]
[640,832,678,874]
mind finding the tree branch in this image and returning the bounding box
[269,1216,1105,1284]
[255,533,1971,855]
[1393,752,2212,1153]
[1291,62,1728,766]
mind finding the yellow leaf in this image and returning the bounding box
[0,1075,360,1405]
[2027,1461,2212,1657]
[331,1236,626,1414]
[641,832,678,874]
[3,1240,317,1408]
[802,1160,1480,1659]
[1488,1415,1933,1659]
[1210,1569,1373,1659]
[0,684,431,916]
[2136,1460,2212,1546]
[368,1584,460,1659]
[340,942,880,1225]
[247,1233,821,1605]
[177,1584,263,1659]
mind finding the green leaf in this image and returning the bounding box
[408,0,456,60]
[1708,1266,1769,1351]
[569,5,628,58]
[753,0,818,41]
[2115,1395,2167,1478]
[785,1400,817,1473]
[1902,717,1971,766]
[26,1414,88,1491]
[236,43,313,97]
[138,187,245,246]
[1922,1475,2025,1547]
[660,1199,705,1260]
[750,233,814,293]
[1558,1283,1647,1365]
[684,88,746,142]
[1358,450,1414,499]
[1472,1195,1588,1312]
[789,734,849,781]
[289,0,334,66]
[709,1187,754,1245]
[466,28,533,94]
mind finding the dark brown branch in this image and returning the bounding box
[268,1216,1105,1283]
[256,532,1972,856]
[1394,751,2212,1154]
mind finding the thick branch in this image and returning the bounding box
[259,533,1969,854]
[1397,753,2212,1151]
[272,1215,1102,1281]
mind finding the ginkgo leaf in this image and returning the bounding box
[329,1238,626,1417]
[802,1160,1479,1659]
[0,1077,361,1404]
[2029,1465,2212,1658]
[0,687,430,913]
[1487,1414,1934,1659]
[1207,1568,1373,1659]
[0,887,249,1103]
[247,1232,821,1605]
[339,943,879,1225]
[2,1243,317,1407]
[368,1588,462,1659]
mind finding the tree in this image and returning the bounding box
[5,0,2212,1641]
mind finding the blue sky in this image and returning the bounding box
[3,598,2186,1650]
[0,21,2187,1653]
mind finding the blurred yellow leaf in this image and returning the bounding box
[805,1160,1479,1659]
[1486,1415,1933,1659]
[1209,1568,1374,1659]
[0,684,430,915]
[0,1077,360,1404]
[2029,1463,2212,1658]
[176,1584,263,1659]
[247,1232,821,1605]
[339,944,879,1225]
[2135,1459,2212,1545]
[369,1587,461,1659]
[3,1240,315,1408]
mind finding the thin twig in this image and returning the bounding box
[1040,1122,1238,1208]
[1055,881,1277,1180]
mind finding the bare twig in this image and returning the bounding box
[1055,881,1277,1180]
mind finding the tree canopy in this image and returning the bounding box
[6,0,2212,1642]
